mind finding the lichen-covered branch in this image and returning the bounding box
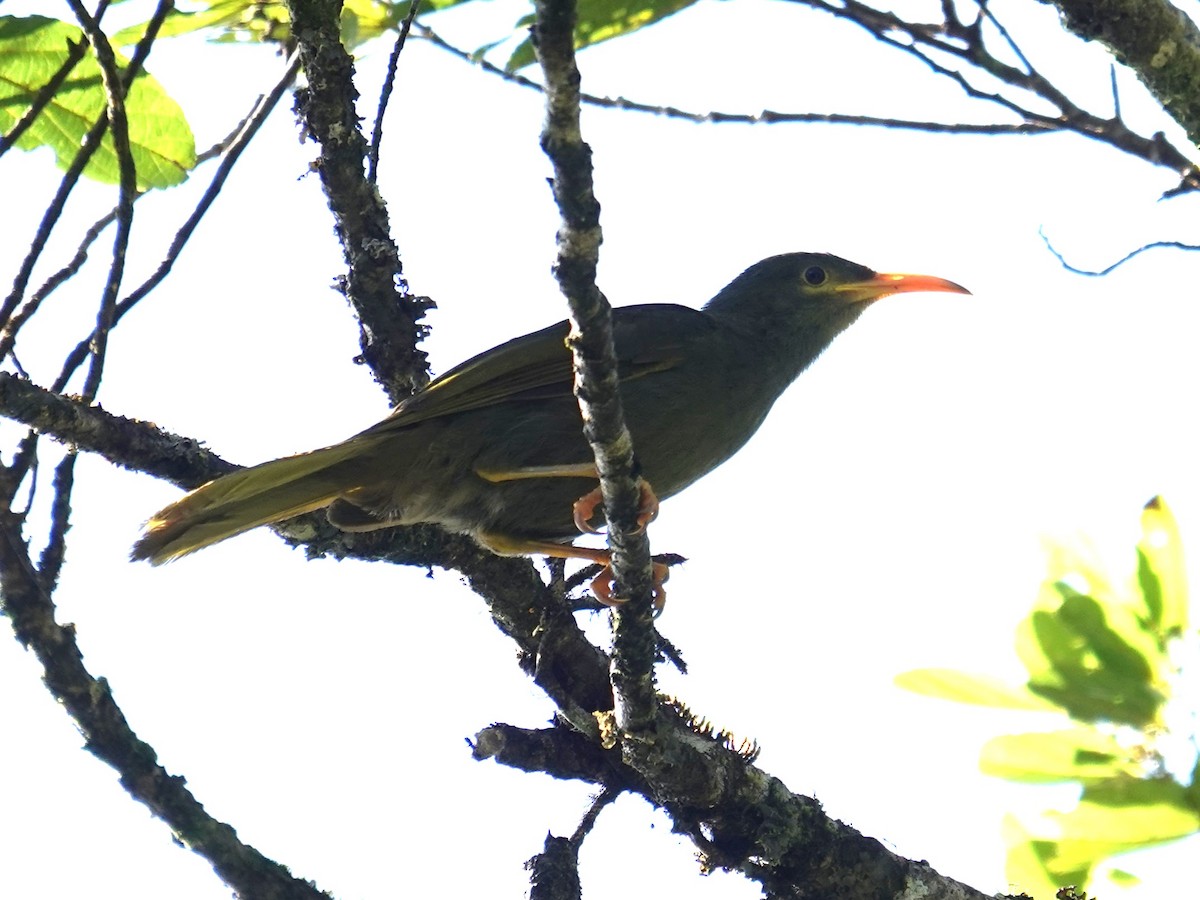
[0,372,614,718]
[0,372,236,487]
[0,457,334,900]
[284,0,432,403]
[478,707,996,898]
[1043,0,1200,147]
[532,0,658,738]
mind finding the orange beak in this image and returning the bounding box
[835,271,971,304]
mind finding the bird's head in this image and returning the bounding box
[701,251,970,384]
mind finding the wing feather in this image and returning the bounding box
[360,305,716,436]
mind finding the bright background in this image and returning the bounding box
[2,0,1199,897]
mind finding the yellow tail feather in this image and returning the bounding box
[131,437,379,564]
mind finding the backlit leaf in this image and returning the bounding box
[0,16,195,189]
[980,729,1141,783]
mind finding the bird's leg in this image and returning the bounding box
[476,531,669,614]
[475,462,660,536]
[475,462,598,482]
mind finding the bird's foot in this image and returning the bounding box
[591,561,670,615]
[573,480,660,535]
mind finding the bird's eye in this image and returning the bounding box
[802,265,827,286]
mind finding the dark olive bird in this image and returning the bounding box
[132,253,968,602]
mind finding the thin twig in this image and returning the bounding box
[0,58,273,368]
[1111,63,1122,120]
[65,0,141,403]
[976,0,1034,75]
[49,52,302,396]
[1039,228,1200,276]
[368,0,422,183]
[570,786,618,845]
[0,0,166,346]
[800,0,1200,188]
[419,0,1200,190]
[0,37,91,159]
[36,452,76,593]
[0,209,119,365]
[415,23,1046,134]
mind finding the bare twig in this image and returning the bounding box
[419,0,1200,191]
[66,0,141,403]
[1040,228,1200,275]
[797,0,1200,190]
[368,0,422,183]
[0,499,335,900]
[47,52,302,396]
[35,453,76,593]
[1,0,170,352]
[415,23,1047,134]
[0,36,91,159]
[0,209,119,365]
[0,57,293,370]
[1111,63,1122,120]
[570,786,618,844]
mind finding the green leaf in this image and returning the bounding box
[1138,497,1188,636]
[115,1,465,49]
[1106,868,1140,886]
[1021,592,1165,727]
[1058,777,1200,844]
[0,16,195,189]
[1057,590,1154,684]
[894,668,1058,710]
[1004,779,1200,896]
[112,2,260,46]
[505,0,702,70]
[980,728,1141,783]
[1003,815,1091,898]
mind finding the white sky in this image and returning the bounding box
[2,0,1199,897]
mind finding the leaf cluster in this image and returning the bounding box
[108,0,690,70]
[899,498,1200,896]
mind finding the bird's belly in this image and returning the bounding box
[624,393,771,501]
[347,389,771,546]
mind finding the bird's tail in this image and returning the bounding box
[131,437,380,565]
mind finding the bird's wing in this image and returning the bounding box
[361,305,716,435]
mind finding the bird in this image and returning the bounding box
[132,252,968,606]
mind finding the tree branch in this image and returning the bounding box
[1043,0,1200,146]
[419,0,1200,194]
[285,0,432,403]
[66,0,139,403]
[480,705,996,897]
[532,0,659,739]
[800,0,1200,191]
[0,372,617,718]
[0,500,335,900]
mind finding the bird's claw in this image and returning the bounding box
[573,481,660,535]
[590,561,670,616]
